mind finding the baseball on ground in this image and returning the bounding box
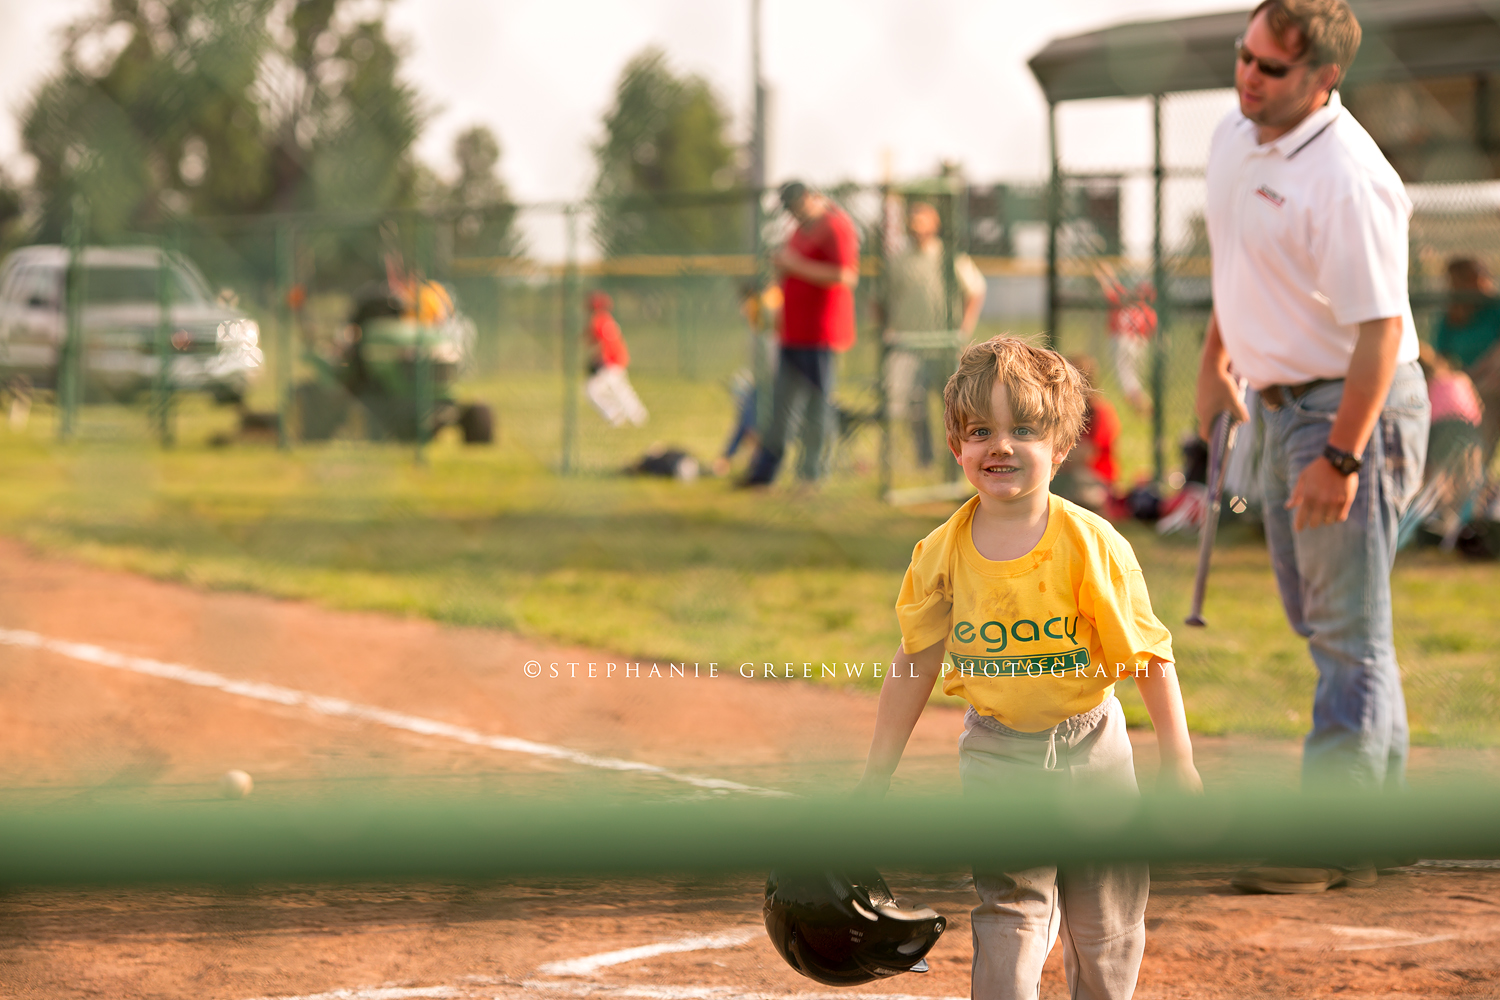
[219,769,254,799]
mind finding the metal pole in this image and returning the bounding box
[676,272,691,378]
[1044,102,1060,351]
[749,0,773,443]
[275,222,294,450]
[415,214,434,464]
[59,197,87,442]
[414,325,431,465]
[561,206,580,475]
[1151,93,1168,485]
[943,173,964,483]
[153,232,176,448]
[749,0,766,253]
[877,181,892,499]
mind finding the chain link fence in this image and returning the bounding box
[5,183,1057,497]
[1047,84,1500,493]
[13,111,1493,497]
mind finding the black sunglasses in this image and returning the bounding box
[1234,35,1309,79]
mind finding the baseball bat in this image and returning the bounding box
[1185,410,1238,627]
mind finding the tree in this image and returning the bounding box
[280,13,425,213]
[591,48,744,257]
[447,125,521,258]
[19,0,430,241]
[22,0,273,238]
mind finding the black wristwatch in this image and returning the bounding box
[1323,444,1362,476]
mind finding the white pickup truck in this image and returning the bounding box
[0,244,263,404]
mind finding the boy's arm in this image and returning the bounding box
[1136,658,1202,793]
[854,640,946,797]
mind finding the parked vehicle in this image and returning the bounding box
[0,245,263,405]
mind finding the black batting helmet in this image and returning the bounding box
[763,868,946,985]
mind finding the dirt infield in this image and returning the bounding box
[2,537,1498,1000]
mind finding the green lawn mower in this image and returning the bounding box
[294,283,493,445]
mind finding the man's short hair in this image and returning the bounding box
[944,336,1089,452]
[1447,256,1488,284]
[778,180,809,212]
[1250,0,1362,86]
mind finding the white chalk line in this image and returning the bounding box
[1322,924,1459,952]
[238,927,965,1000]
[249,984,962,1000]
[514,986,965,1000]
[537,928,759,976]
[0,627,786,798]
[245,989,460,1000]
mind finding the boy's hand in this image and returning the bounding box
[1135,659,1201,794]
[858,641,945,802]
[1159,759,1203,794]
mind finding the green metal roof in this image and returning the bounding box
[1028,1,1500,103]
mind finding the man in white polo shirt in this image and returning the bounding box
[1196,0,1430,894]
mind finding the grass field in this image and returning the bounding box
[3,362,1498,750]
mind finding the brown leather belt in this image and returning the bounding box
[1260,378,1340,411]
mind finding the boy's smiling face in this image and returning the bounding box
[950,379,1068,508]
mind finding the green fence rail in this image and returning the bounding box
[3,789,1497,885]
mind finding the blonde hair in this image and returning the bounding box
[943,336,1089,452]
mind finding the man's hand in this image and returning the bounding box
[1196,370,1249,442]
[1286,315,1402,532]
[1287,454,1358,531]
[1195,313,1249,441]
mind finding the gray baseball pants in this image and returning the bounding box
[960,697,1148,1000]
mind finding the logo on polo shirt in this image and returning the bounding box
[1256,185,1286,208]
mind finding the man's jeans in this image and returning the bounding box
[744,347,837,484]
[1258,361,1429,791]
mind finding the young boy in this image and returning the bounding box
[856,336,1200,1000]
[584,291,648,428]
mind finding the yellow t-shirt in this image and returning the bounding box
[896,493,1173,732]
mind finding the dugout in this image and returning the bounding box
[1029,0,1500,482]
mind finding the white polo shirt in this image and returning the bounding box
[1205,91,1419,389]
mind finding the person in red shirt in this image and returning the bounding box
[1094,262,1156,415]
[584,291,647,427]
[741,181,860,486]
[1053,353,1121,512]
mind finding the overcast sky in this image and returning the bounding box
[1,0,1246,202]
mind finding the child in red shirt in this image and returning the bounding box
[585,291,648,427]
[1053,354,1121,512]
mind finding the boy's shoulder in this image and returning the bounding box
[1050,496,1141,566]
[921,494,979,541]
[905,496,977,567]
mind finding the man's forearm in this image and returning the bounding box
[1195,310,1248,438]
[1328,316,1403,455]
[1198,311,1230,379]
[779,248,857,288]
[961,292,985,335]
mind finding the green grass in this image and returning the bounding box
[3,365,1498,748]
